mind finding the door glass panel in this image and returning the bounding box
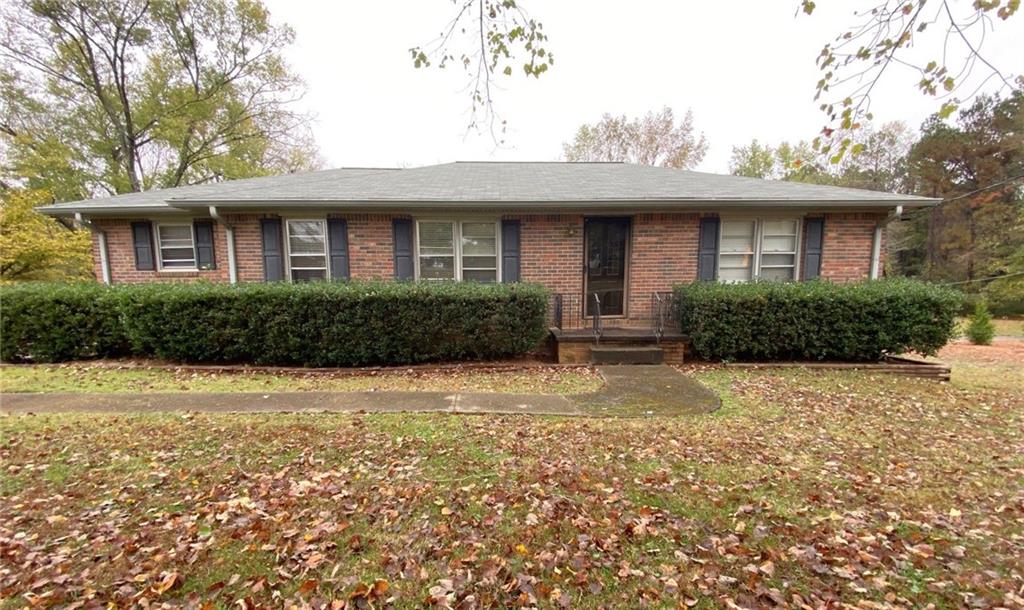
[585,218,629,316]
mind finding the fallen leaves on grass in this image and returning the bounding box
[0,362,603,395]
[1,367,1022,608]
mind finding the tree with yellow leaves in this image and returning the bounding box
[0,189,91,281]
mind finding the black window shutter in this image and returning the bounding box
[392,219,413,280]
[260,218,285,281]
[193,220,216,270]
[131,221,155,270]
[501,219,521,283]
[697,217,719,281]
[327,218,351,280]
[803,218,825,280]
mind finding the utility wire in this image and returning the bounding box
[938,270,1024,286]
[897,172,1024,217]
[938,173,1024,204]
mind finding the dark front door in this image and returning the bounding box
[584,217,629,316]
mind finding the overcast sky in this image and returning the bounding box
[262,0,1022,173]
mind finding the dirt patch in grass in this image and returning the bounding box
[2,363,1021,608]
[939,336,1024,364]
[0,362,603,395]
[936,337,1024,391]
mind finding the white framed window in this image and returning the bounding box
[415,220,499,283]
[156,223,196,270]
[460,221,498,282]
[285,219,328,282]
[758,219,799,281]
[718,220,756,283]
[417,221,457,280]
[717,218,801,282]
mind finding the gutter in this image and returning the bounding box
[870,205,904,279]
[167,197,941,209]
[208,206,238,284]
[74,213,111,285]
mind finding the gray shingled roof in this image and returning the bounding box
[38,162,937,215]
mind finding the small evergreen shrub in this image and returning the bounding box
[1,281,549,366]
[675,279,962,362]
[965,300,995,345]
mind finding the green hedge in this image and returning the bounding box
[1,281,549,366]
[0,282,128,363]
[675,279,962,362]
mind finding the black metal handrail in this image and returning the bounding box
[650,291,676,343]
[591,292,602,344]
[548,293,584,330]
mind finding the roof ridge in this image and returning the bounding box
[451,160,626,164]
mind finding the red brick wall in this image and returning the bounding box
[512,214,584,294]
[95,214,403,283]
[819,212,884,282]
[93,218,232,283]
[228,214,266,282]
[92,211,886,305]
[336,214,400,279]
[627,213,700,320]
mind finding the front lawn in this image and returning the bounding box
[2,344,1022,608]
[0,363,602,395]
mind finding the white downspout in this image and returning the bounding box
[869,225,883,279]
[208,205,238,284]
[74,213,111,285]
[870,205,902,279]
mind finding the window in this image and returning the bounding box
[157,223,196,269]
[718,218,800,282]
[418,221,456,280]
[416,220,499,282]
[758,219,799,281]
[718,220,756,282]
[286,219,328,282]
[460,222,498,282]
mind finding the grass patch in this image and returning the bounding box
[0,363,603,394]
[1,355,1021,608]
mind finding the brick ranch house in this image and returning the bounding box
[39,161,938,363]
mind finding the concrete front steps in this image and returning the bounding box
[550,327,688,364]
[589,345,664,365]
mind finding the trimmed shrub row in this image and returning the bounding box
[1,281,550,366]
[675,279,962,362]
[0,282,128,362]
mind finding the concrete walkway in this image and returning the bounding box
[0,365,720,417]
